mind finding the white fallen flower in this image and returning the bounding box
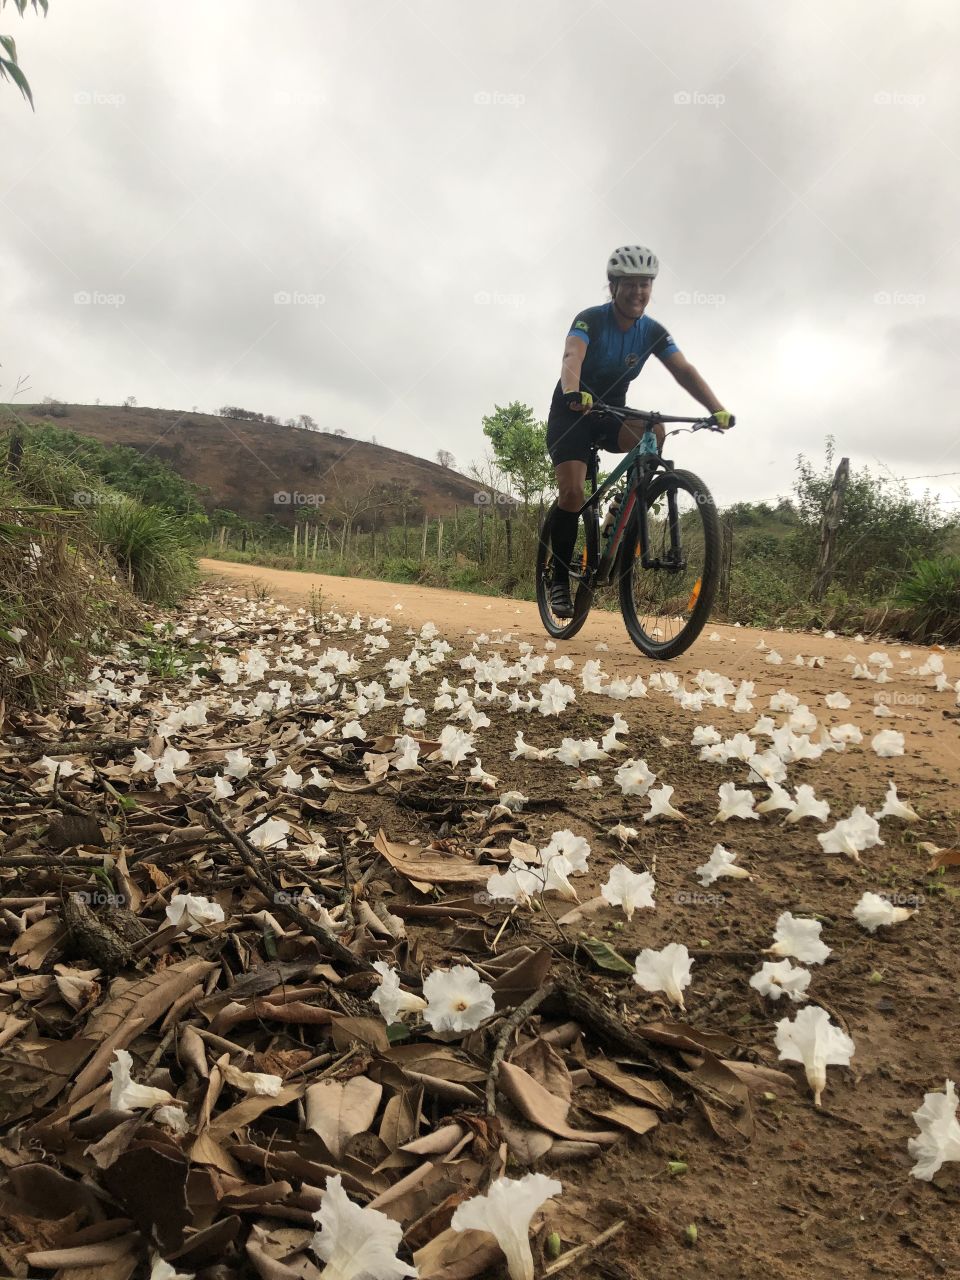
[391,735,421,772]
[749,959,811,1003]
[537,677,576,716]
[644,784,686,822]
[280,765,303,790]
[423,964,496,1032]
[540,830,590,873]
[714,782,759,821]
[775,1005,854,1105]
[437,724,475,766]
[784,784,830,824]
[109,1049,177,1111]
[692,725,721,746]
[601,713,630,752]
[852,891,917,933]
[601,864,656,919]
[498,790,529,812]
[310,1174,416,1280]
[223,748,253,779]
[756,782,795,814]
[829,723,863,745]
[817,806,883,862]
[570,773,602,791]
[248,816,291,851]
[873,703,894,717]
[370,960,428,1023]
[220,1062,284,1096]
[871,728,905,758]
[468,759,499,789]
[873,781,919,821]
[765,649,783,665]
[402,706,426,730]
[696,843,750,886]
[509,732,555,762]
[748,749,788,787]
[451,1173,563,1280]
[908,1080,960,1181]
[633,942,694,1009]
[615,757,656,797]
[607,821,640,846]
[766,911,831,964]
[486,859,542,906]
[165,893,225,932]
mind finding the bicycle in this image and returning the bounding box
[536,404,729,659]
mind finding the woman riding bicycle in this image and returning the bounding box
[545,244,734,618]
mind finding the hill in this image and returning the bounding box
[19,403,484,525]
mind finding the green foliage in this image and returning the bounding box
[1,0,47,110]
[895,555,960,641]
[19,421,210,515]
[481,401,554,506]
[790,440,948,594]
[92,496,197,604]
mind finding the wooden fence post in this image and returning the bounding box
[506,517,512,566]
[421,512,429,561]
[437,520,443,559]
[813,457,850,601]
[478,505,485,562]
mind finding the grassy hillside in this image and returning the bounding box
[20,403,483,525]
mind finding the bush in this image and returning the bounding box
[896,555,960,641]
[92,496,197,604]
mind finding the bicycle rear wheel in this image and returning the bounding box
[617,469,720,659]
[536,501,596,639]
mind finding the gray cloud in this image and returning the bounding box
[3,0,959,511]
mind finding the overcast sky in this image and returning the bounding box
[3,0,959,511]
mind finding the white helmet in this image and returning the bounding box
[607,245,659,279]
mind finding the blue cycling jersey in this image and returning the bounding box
[565,303,680,403]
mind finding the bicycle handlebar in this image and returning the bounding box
[589,402,733,431]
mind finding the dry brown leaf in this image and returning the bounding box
[925,844,960,871]
[379,1086,421,1152]
[497,1114,554,1165]
[586,1060,674,1111]
[207,1082,305,1140]
[497,1061,620,1144]
[720,1060,797,1094]
[400,1123,465,1156]
[510,1039,572,1103]
[374,829,491,892]
[583,1102,659,1136]
[304,1077,382,1158]
[412,1226,502,1280]
[69,958,217,1102]
[10,915,65,970]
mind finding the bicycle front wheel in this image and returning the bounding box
[617,469,720,659]
[536,501,596,640]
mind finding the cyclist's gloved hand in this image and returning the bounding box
[712,410,735,430]
[563,390,594,413]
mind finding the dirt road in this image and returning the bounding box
[199,557,960,778]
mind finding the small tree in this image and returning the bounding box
[298,414,317,431]
[122,396,137,410]
[436,449,455,469]
[481,401,553,509]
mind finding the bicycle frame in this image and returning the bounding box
[573,405,714,588]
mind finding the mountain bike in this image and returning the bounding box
[536,405,727,659]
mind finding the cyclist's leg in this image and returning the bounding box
[616,420,666,452]
[551,459,586,601]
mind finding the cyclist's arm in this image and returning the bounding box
[660,351,725,415]
[560,334,587,395]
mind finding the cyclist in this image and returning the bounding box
[545,245,734,617]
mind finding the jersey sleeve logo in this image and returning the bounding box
[574,320,589,331]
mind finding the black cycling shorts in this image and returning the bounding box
[546,384,624,465]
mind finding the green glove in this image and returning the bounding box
[712,410,735,429]
[563,390,594,412]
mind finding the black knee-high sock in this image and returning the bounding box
[550,508,579,581]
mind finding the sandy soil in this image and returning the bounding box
[198,558,960,782]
